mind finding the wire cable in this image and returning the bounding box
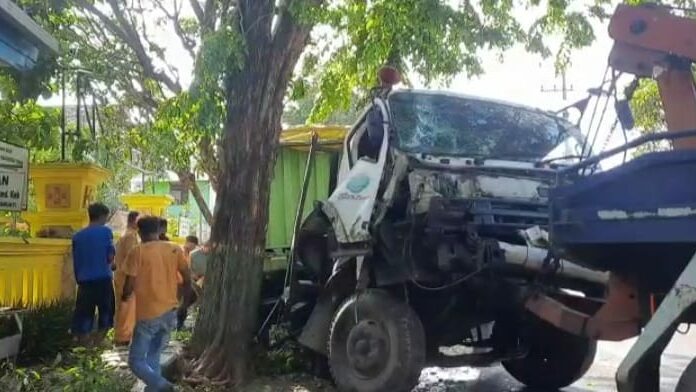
[410,267,485,291]
[580,66,610,159]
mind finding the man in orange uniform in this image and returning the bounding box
[122,216,192,391]
[113,211,139,346]
[176,235,199,330]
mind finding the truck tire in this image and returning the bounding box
[328,290,425,392]
[676,356,696,392]
[501,318,596,390]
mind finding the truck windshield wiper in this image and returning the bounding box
[535,155,583,165]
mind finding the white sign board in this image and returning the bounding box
[0,141,29,211]
[178,217,190,237]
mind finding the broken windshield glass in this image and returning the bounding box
[389,91,577,161]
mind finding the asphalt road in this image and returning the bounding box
[415,328,696,392]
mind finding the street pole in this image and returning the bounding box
[541,69,574,101]
[541,69,575,119]
[60,70,66,161]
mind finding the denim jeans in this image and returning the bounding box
[128,310,176,391]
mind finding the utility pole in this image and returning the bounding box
[541,69,574,101]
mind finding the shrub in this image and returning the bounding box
[52,347,131,392]
[17,299,74,365]
[0,348,132,392]
[253,325,307,377]
[0,362,44,392]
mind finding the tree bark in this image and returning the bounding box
[192,0,316,384]
[192,109,279,384]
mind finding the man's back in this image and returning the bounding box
[72,225,115,283]
[124,241,187,321]
[190,247,208,280]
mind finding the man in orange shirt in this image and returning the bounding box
[122,216,192,391]
[177,235,199,330]
[113,211,139,345]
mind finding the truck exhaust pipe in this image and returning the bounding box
[498,242,609,286]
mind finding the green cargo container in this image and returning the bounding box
[265,125,348,252]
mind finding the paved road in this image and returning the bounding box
[415,328,696,392]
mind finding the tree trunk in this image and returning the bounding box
[192,0,316,385]
[192,105,281,384]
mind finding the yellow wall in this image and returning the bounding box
[0,238,72,306]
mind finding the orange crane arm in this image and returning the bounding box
[608,4,696,149]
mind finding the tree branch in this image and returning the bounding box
[153,0,198,59]
[68,14,161,111]
[74,0,183,94]
[190,0,205,23]
[106,0,183,92]
[269,0,320,107]
[177,170,213,225]
[198,135,219,191]
[201,0,219,33]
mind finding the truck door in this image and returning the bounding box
[323,99,390,243]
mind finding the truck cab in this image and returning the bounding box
[287,86,604,392]
[324,89,584,247]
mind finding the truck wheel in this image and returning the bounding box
[328,290,425,392]
[676,356,696,392]
[501,318,596,390]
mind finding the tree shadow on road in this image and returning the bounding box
[416,366,610,392]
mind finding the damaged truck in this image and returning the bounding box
[258,71,610,392]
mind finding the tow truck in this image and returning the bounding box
[541,3,696,391]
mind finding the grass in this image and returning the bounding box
[0,347,133,392]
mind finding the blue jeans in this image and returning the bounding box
[128,310,176,391]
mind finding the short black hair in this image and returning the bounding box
[88,203,110,222]
[137,216,161,236]
[127,211,140,225]
[159,218,168,229]
[185,235,199,245]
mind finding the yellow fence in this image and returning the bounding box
[0,238,71,306]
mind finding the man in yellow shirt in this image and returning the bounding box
[122,216,192,391]
[113,211,139,345]
[177,235,199,330]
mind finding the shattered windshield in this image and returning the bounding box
[389,92,577,161]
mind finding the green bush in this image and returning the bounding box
[52,347,132,392]
[17,300,74,365]
[0,363,44,392]
[253,325,306,376]
[0,348,132,392]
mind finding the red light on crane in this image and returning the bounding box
[378,66,401,87]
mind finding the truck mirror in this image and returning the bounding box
[615,99,635,130]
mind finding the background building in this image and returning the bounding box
[129,171,214,242]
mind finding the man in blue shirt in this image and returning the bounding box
[71,202,116,346]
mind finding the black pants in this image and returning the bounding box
[177,286,198,330]
[72,278,115,335]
